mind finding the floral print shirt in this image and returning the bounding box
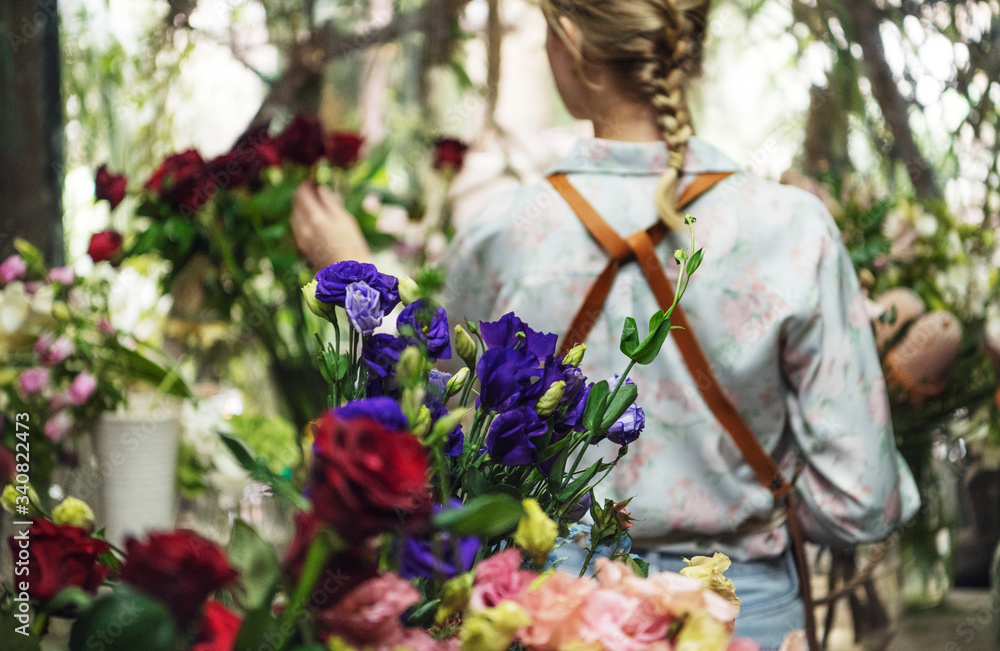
[444,137,920,561]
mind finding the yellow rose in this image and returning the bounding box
[514,498,558,562]
[674,610,732,651]
[680,552,741,611]
[460,603,530,651]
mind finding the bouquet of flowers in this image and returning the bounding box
[0,239,189,501]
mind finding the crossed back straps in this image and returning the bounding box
[547,171,791,498]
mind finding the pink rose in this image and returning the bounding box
[35,334,74,365]
[316,574,419,646]
[47,267,75,285]
[69,372,97,405]
[469,549,535,609]
[45,411,73,441]
[0,255,26,284]
[19,367,51,395]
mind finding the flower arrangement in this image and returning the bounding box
[0,239,188,501]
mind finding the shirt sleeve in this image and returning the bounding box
[780,212,920,547]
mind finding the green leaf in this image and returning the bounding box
[69,586,177,651]
[685,248,704,276]
[619,317,639,357]
[581,380,610,432]
[461,466,490,497]
[557,462,601,503]
[163,215,197,252]
[433,494,523,537]
[626,554,650,578]
[630,315,673,365]
[47,587,93,617]
[545,449,569,492]
[234,605,283,651]
[348,139,393,186]
[236,184,296,222]
[0,608,41,650]
[110,345,191,398]
[220,432,257,470]
[228,519,280,610]
[600,382,638,431]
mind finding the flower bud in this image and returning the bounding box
[411,405,432,438]
[436,572,474,624]
[535,381,565,417]
[1,483,41,518]
[395,345,426,388]
[302,279,337,322]
[398,277,421,306]
[52,300,71,321]
[514,498,558,563]
[562,343,586,367]
[673,249,687,265]
[400,386,426,424]
[455,324,478,367]
[445,367,470,397]
[52,496,96,533]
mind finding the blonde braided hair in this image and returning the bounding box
[540,0,712,229]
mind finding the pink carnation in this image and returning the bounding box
[469,549,535,609]
[316,574,419,647]
[44,410,73,441]
[69,371,97,406]
[35,333,74,365]
[19,367,51,395]
[47,267,75,285]
[0,255,26,284]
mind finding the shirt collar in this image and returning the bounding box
[547,136,742,176]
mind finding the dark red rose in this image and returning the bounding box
[309,412,432,540]
[94,164,127,209]
[191,601,241,651]
[87,229,124,263]
[120,530,238,627]
[7,519,110,603]
[275,115,326,166]
[210,128,282,189]
[327,132,364,168]
[0,445,14,485]
[145,149,213,212]
[433,138,469,172]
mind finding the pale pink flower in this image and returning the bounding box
[69,371,97,405]
[517,570,596,651]
[49,389,73,411]
[317,574,418,647]
[469,549,534,609]
[44,410,73,441]
[384,628,458,651]
[576,589,670,651]
[97,319,115,336]
[0,255,26,284]
[47,266,75,285]
[727,638,760,651]
[19,367,51,395]
[24,281,43,295]
[35,333,74,365]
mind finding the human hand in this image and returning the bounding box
[291,182,372,268]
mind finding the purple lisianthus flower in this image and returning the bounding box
[361,333,408,397]
[334,397,408,430]
[344,281,382,335]
[486,406,548,466]
[0,255,26,285]
[565,492,593,523]
[399,501,479,580]
[476,347,542,412]
[396,299,451,360]
[480,312,558,359]
[314,261,399,312]
[427,369,450,402]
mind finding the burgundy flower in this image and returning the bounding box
[191,601,242,651]
[120,530,238,627]
[208,130,281,190]
[94,164,127,209]
[309,411,432,540]
[433,138,468,172]
[145,149,213,212]
[87,229,123,263]
[327,132,364,168]
[7,519,110,603]
[275,115,326,166]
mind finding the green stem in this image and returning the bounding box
[280,532,338,649]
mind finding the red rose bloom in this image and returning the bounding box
[0,445,14,485]
[87,229,124,263]
[309,412,432,540]
[433,138,469,172]
[210,127,282,190]
[327,132,364,169]
[145,149,213,212]
[6,519,110,603]
[94,164,127,209]
[120,530,238,627]
[275,115,327,166]
[191,601,242,651]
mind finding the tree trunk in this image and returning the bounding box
[0,0,64,264]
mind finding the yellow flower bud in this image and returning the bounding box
[680,552,741,612]
[514,498,558,562]
[1,484,41,518]
[412,405,432,438]
[302,280,337,322]
[454,324,478,367]
[535,381,565,417]
[674,610,732,651]
[446,367,470,397]
[52,300,71,321]
[436,572,474,624]
[52,496,96,533]
[460,603,530,651]
[398,277,421,306]
[562,343,586,367]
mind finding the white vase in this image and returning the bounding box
[91,392,182,545]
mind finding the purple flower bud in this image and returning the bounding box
[606,375,645,445]
[344,281,382,335]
